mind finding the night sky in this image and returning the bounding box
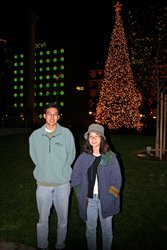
[0,0,166,74]
[0,0,166,122]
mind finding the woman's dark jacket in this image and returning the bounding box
[71,151,122,221]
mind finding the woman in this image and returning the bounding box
[71,123,122,250]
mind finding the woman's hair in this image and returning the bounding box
[82,136,111,154]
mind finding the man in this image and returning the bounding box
[29,102,76,250]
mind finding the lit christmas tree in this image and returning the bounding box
[95,2,142,130]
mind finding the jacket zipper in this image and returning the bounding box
[49,138,51,153]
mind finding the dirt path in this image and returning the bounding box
[0,242,36,250]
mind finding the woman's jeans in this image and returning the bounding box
[86,195,113,250]
[36,182,70,249]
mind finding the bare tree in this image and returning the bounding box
[127,5,167,159]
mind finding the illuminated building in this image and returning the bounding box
[11,42,65,124]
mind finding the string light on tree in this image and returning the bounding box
[95,2,142,130]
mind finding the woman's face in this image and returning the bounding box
[88,132,101,148]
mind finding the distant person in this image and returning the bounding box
[29,102,76,250]
[71,123,122,250]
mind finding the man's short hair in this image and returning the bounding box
[44,102,60,114]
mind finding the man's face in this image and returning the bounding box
[43,107,60,127]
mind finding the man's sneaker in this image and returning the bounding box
[55,243,65,249]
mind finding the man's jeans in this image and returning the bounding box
[86,195,113,250]
[36,182,70,249]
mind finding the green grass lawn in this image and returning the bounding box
[0,133,167,250]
